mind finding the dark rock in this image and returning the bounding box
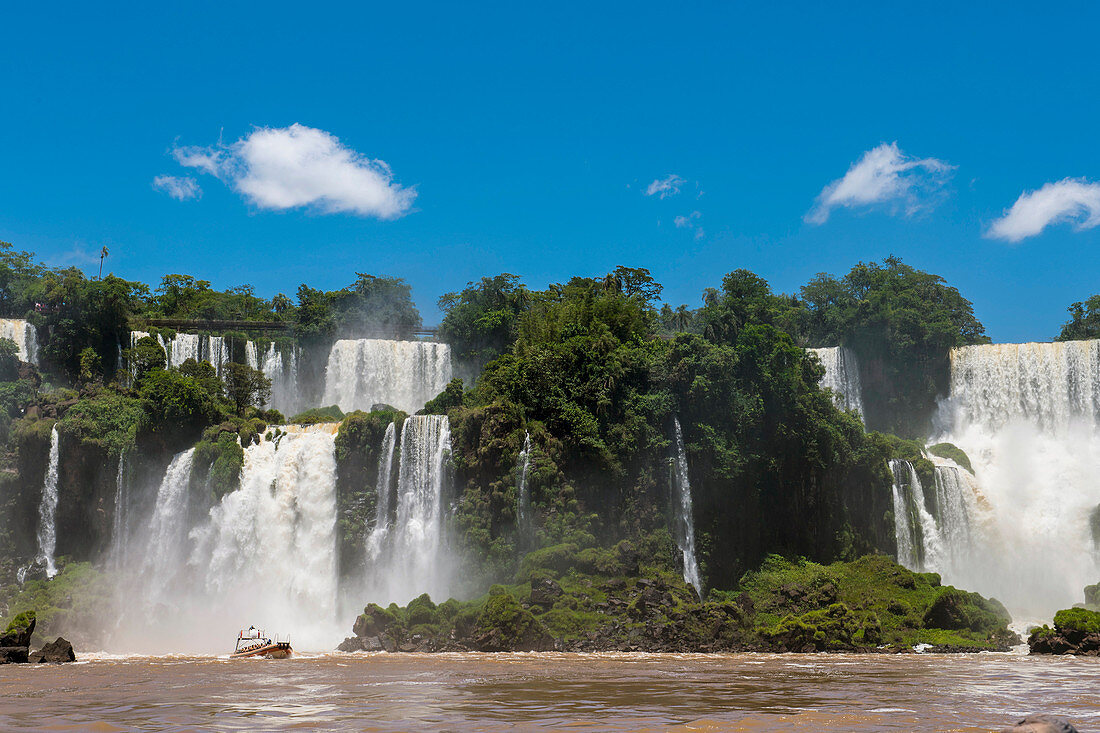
[1000,714,1079,733]
[337,636,366,652]
[29,637,75,664]
[0,647,29,664]
[0,613,35,663]
[529,578,563,607]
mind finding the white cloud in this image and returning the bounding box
[172,124,416,218]
[986,178,1100,242]
[153,175,201,201]
[646,174,685,199]
[806,142,954,224]
[674,210,704,239]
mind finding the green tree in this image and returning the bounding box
[78,347,103,383]
[438,274,530,364]
[1055,295,1100,341]
[123,336,166,385]
[222,362,272,415]
[0,338,19,382]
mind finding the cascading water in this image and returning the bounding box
[322,339,452,414]
[35,426,61,578]
[110,452,127,568]
[139,448,196,604]
[0,318,37,364]
[671,417,703,595]
[258,342,300,417]
[362,415,454,605]
[808,346,864,417]
[113,426,342,652]
[129,331,229,374]
[888,458,955,573]
[365,422,397,562]
[516,431,533,548]
[930,340,1100,616]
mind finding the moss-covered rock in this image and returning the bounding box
[927,442,973,473]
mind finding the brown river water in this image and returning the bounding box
[1,652,1096,731]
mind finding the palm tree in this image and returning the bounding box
[674,305,692,331]
[98,246,109,279]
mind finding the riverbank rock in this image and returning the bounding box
[1000,714,1079,733]
[29,637,75,664]
[1028,607,1100,655]
[0,611,35,664]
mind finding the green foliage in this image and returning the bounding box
[799,257,988,436]
[0,562,111,646]
[57,389,143,456]
[290,405,345,424]
[221,362,272,416]
[438,274,531,364]
[3,609,35,635]
[0,338,20,380]
[124,336,167,384]
[138,369,222,448]
[1056,294,1100,341]
[149,274,280,321]
[422,378,465,415]
[78,347,103,383]
[927,442,973,473]
[1053,607,1100,633]
[192,426,246,499]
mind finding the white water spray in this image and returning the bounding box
[363,415,454,605]
[929,340,1100,616]
[323,339,452,414]
[516,431,533,548]
[365,422,397,562]
[808,346,864,418]
[35,426,61,578]
[0,318,37,364]
[671,417,703,595]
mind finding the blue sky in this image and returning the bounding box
[3,2,1100,341]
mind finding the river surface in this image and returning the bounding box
[1,652,1096,731]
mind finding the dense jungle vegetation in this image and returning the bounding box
[0,238,999,638]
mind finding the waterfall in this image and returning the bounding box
[129,331,229,374]
[0,318,37,364]
[931,339,1100,617]
[110,452,127,568]
[365,422,397,562]
[808,346,864,417]
[322,339,453,414]
[516,431,533,548]
[140,448,196,604]
[258,342,300,417]
[363,415,454,605]
[671,417,703,595]
[113,426,342,652]
[35,426,61,578]
[887,458,948,572]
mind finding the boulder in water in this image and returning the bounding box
[30,637,75,664]
[1000,714,1079,733]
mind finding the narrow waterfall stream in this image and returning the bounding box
[365,421,397,562]
[322,339,452,414]
[671,417,702,595]
[35,426,61,578]
[808,346,864,418]
[516,431,533,549]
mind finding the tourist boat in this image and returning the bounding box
[230,626,293,659]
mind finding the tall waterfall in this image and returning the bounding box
[671,417,703,595]
[516,431,533,548]
[35,426,61,578]
[365,421,397,562]
[808,346,864,417]
[110,452,127,568]
[323,339,452,414]
[113,425,342,652]
[930,339,1100,617]
[0,318,37,364]
[256,342,300,417]
[362,415,454,605]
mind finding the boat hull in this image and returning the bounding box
[230,642,293,659]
